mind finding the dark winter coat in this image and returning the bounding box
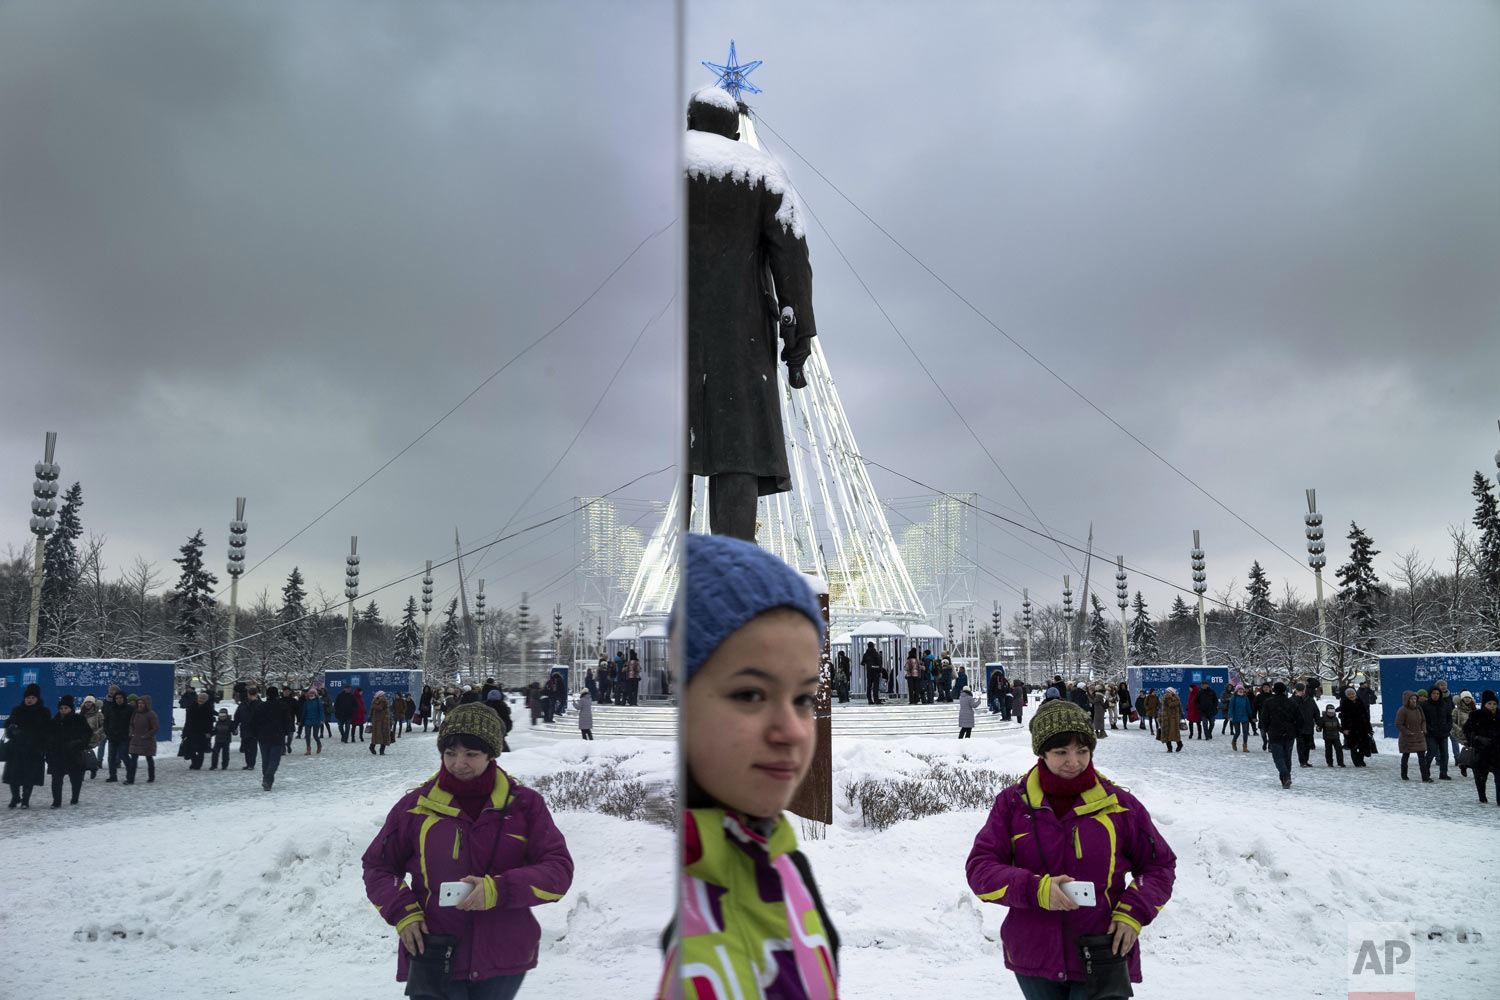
[46,711,93,775]
[1337,695,1373,746]
[1195,686,1219,722]
[369,695,394,747]
[1090,692,1107,730]
[234,699,262,748]
[1358,684,1378,707]
[3,700,51,786]
[1419,695,1453,744]
[302,697,325,728]
[1228,693,1251,724]
[334,690,355,722]
[988,670,1005,699]
[102,697,132,741]
[686,125,817,492]
[128,697,160,756]
[1261,693,1300,742]
[184,700,216,753]
[213,714,235,746]
[250,697,294,745]
[1394,693,1427,753]
[1143,692,1159,717]
[1292,694,1319,735]
[1461,705,1499,769]
[1319,709,1343,743]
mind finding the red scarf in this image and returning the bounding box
[436,761,497,820]
[1036,759,1097,817]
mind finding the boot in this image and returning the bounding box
[316,745,321,754]
[1232,738,1238,751]
[1242,744,1249,754]
[1176,742,1183,752]
[379,745,386,755]
[305,748,312,756]
[1280,776,1291,789]
[369,744,376,755]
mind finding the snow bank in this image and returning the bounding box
[690,85,738,112]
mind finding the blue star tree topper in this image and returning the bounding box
[702,40,762,100]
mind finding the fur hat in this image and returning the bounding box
[1273,681,1287,696]
[675,534,825,684]
[439,702,504,758]
[23,683,41,698]
[58,694,75,709]
[1482,690,1497,707]
[1029,698,1097,756]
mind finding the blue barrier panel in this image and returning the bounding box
[1,659,176,743]
[1376,653,1500,738]
[322,669,424,704]
[1126,664,1232,717]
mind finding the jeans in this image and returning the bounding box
[1425,735,1448,778]
[106,737,128,779]
[987,696,999,713]
[442,972,526,1000]
[304,726,322,751]
[1014,974,1122,1000]
[1269,738,1294,779]
[259,741,284,788]
[1230,720,1248,742]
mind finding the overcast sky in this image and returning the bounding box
[1,0,679,627]
[687,0,1500,625]
[3,2,1497,639]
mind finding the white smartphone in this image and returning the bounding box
[1060,881,1096,907]
[438,881,475,907]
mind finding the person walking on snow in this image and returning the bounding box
[1337,687,1373,768]
[1419,687,1453,781]
[211,709,234,770]
[862,641,884,706]
[966,697,1177,998]
[1291,683,1318,767]
[1262,682,1300,788]
[1395,690,1430,782]
[126,694,159,785]
[1461,690,1498,804]
[1228,685,1252,752]
[1195,683,1219,741]
[958,687,976,739]
[352,688,367,742]
[1453,691,1477,778]
[1185,683,1202,739]
[576,690,594,741]
[1156,689,1184,753]
[255,685,295,790]
[101,689,132,782]
[302,688,325,755]
[45,695,92,808]
[1320,704,1346,768]
[369,692,394,756]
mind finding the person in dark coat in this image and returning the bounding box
[685,87,817,541]
[861,642,884,705]
[45,695,93,808]
[211,708,235,770]
[1319,704,1346,768]
[986,668,1005,715]
[1337,687,1372,767]
[255,686,295,790]
[353,688,367,740]
[1291,683,1319,766]
[1395,690,1429,782]
[1262,683,1301,788]
[235,688,262,767]
[334,687,355,742]
[1461,690,1499,804]
[835,650,851,704]
[126,695,160,784]
[419,685,435,732]
[1419,687,1454,781]
[101,689,133,782]
[1195,684,1219,741]
[5,683,51,808]
[1011,678,1027,725]
[184,692,216,770]
[1254,681,1274,750]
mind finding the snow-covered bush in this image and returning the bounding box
[843,754,1018,831]
[533,757,676,827]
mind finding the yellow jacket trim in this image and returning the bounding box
[395,911,426,933]
[1111,910,1142,935]
[531,885,565,902]
[1036,874,1054,909]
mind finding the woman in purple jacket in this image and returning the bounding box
[362,702,573,999]
[967,698,1176,999]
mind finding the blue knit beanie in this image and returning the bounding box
[676,533,825,683]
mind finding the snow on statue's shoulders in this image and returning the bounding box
[684,130,806,238]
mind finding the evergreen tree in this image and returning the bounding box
[1087,593,1114,675]
[278,567,309,682]
[1473,471,1500,641]
[1167,595,1193,624]
[1129,591,1160,664]
[1245,561,1276,639]
[38,481,84,650]
[169,529,219,661]
[1336,521,1386,643]
[393,596,422,668]
[437,598,462,674]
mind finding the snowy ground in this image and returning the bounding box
[811,697,1497,999]
[6,696,1492,999]
[0,704,673,999]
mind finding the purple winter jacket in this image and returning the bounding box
[966,765,1176,984]
[362,765,573,983]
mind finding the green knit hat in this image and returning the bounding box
[1029,698,1097,756]
[438,702,504,757]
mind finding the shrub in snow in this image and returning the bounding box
[533,757,676,827]
[842,754,1019,831]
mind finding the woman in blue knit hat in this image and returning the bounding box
[662,532,839,999]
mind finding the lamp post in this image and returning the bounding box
[420,561,434,676]
[1062,575,1075,679]
[225,498,247,682]
[967,618,977,662]
[473,580,486,683]
[1305,489,1328,675]
[1022,589,1033,685]
[991,600,1002,664]
[553,605,564,679]
[517,592,530,680]
[26,432,60,650]
[343,537,360,671]
[1116,556,1130,672]
[1191,530,1208,666]
[947,614,955,656]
